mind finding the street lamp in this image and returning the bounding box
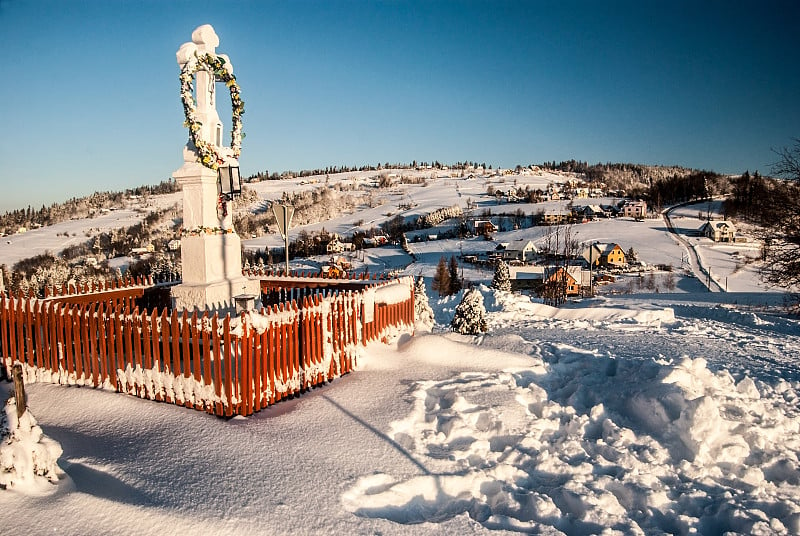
[218,164,242,200]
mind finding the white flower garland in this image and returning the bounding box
[180,226,235,237]
[180,53,244,170]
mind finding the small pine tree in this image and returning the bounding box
[448,256,462,294]
[451,287,488,335]
[491,260,512,291]
[414,276,434,328]
[432,256,451,297]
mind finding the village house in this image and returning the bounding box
[326,235,355,254]
[509,265,587,296]
[590,188,605,198]
[542,211,571,225]
[621,200,647,219]
[167,239,181,251]
[573,205,606,221]
[362,235,389,248]
[544,266,582,296]
[130,243,155,257]
[583,243,627,268]
[574,187,590,199]
[699,220,737,242]
[508,265,544,290]
[473,220,498,235]
[497,239,539,263]
[600,204,619,218]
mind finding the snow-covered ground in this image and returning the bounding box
[2,172,799,534]
[3,287,799,535]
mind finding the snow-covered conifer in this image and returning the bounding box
[432,256,451,297]
[491,260,511,291]
[414,276,434,329]
[451,287,487,335]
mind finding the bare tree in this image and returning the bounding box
[761,139,800,291]
[540,225,579,306]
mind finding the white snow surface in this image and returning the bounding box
[2,172,800,534]
[2,288,800,535]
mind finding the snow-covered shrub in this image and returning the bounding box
[417,205,463,228]
[0,396,63,492]
[414,276,434,329]
[451,287,488,335]
[491,260,511,292]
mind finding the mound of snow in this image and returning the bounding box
[343,348,800,534]
[1,396,63,493]
[492,293,676,329]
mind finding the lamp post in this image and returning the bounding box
[218,164,242,200]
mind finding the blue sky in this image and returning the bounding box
[1,0,798,212]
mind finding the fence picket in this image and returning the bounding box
[202,312,213,413]
[181,310,191,408]
[211,315,222,415]
[150,309,161,401]
[267,310,276,404]
[223,315,234,417]
[86,304,98,386]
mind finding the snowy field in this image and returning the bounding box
[2,171,800,534]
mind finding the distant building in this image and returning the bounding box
[497,239,539,263]
[326,235,355,254]
[621,201,647,219]
[583,243,627,267]
[542,211,570,225]
[473,220,498,234]
[699,220,737,242]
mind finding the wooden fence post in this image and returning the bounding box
[13,363,26,420]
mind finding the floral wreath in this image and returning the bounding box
[179,53,244,170]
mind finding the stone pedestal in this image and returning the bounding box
[171,163,259,313]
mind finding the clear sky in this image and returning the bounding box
[1,0,798,213]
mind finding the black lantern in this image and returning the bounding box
[218,165,242,200]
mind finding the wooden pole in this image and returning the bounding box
[13,363,25,419]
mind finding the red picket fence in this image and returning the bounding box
[0,277,414,417]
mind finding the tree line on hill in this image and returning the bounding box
[244,161,498,182]
[0,179,180,236]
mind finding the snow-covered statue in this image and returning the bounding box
[171,24,259,312]
[451,286,488,335]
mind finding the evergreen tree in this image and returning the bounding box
[448,256,462,294]
[451,287,488,335]
[491,260,512,291]
[413,276,434,328]
[432,256,451,297]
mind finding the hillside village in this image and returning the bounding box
[0,162,752,305]
[0,159,760,308]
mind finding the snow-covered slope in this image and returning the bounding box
[2,288,799,534]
